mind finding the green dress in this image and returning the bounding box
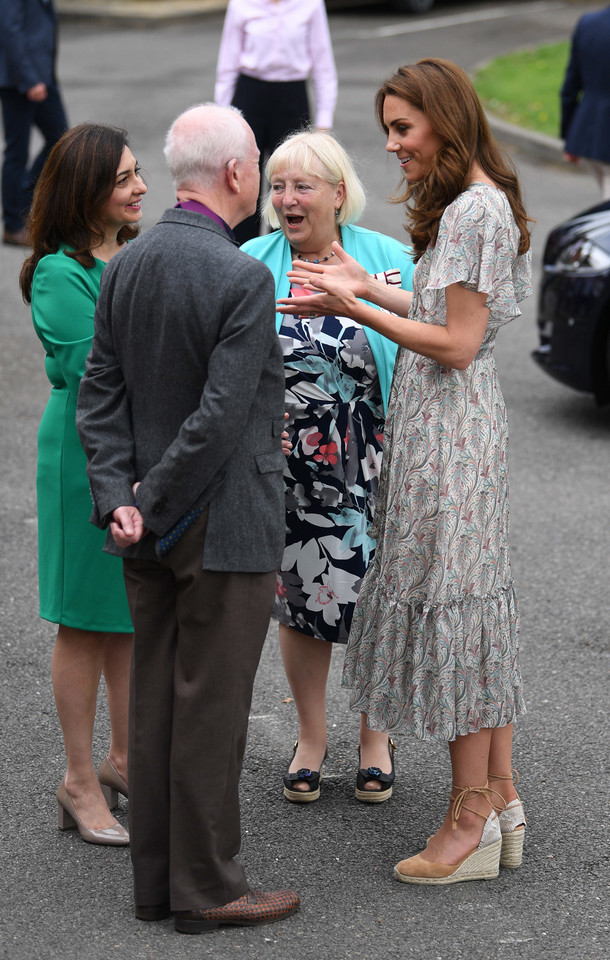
[31,246,133,631]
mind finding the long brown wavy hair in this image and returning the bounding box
[375,59,532,262]
[20,123,139,303]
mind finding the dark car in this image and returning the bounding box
[327,0,437,11]
[533,199,610,405]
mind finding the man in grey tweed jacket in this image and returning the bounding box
[76,104,299,934]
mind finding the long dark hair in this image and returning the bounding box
[375,59,532,261]
[20,123,139,303]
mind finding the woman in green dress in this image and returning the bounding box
[20,123,147,845]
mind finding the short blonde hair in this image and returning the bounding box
[262,130,366,228]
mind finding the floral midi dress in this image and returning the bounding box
[272,310,386,644]
[343,184,532,741]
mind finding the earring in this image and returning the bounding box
[335,208,340,218]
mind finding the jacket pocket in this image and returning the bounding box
[255,449,286,474]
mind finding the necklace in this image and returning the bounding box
[290,248,336,264]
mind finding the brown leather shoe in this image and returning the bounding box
[174,888,300,934]
[3,227,29,246]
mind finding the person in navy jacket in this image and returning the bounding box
[0,0,68,244]
[561,4,610,200]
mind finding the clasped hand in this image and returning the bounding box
[277,242,369,318]
[110,481,148,547]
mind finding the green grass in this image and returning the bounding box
[473,42,570,137]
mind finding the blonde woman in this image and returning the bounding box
[243,131,414,803]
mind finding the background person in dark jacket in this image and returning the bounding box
[561,4,610,200]
[0,0,68,244]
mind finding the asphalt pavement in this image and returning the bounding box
[0,3,608,959]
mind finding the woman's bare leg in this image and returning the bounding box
[487,723,519,806]
[102,632,132,783]
[52,625,118,829]
[419,727,493,865]
[279,624,331,790]
[359,713,396,791]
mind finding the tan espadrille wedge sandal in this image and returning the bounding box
[393,785,502,885]
[488,769,527,869]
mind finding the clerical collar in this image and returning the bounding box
[174,200,234,239]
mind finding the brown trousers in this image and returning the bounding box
[122,511,275,911]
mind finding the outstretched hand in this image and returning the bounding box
[278,242,370,319]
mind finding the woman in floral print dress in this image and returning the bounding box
[279,61,531,884]
[243,131,414,802]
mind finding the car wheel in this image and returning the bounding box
[392,0,435,12]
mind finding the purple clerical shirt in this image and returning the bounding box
[174,199,235,241]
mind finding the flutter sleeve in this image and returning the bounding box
[425,189,532,326]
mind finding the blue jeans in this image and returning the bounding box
[0,83,68,232]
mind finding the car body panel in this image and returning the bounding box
[533,200,610,403]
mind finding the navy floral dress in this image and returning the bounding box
[272,308,386,644]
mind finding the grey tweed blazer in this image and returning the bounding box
[76,208,286,573]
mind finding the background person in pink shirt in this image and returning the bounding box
[215,0,337,243]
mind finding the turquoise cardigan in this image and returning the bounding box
[241,223,414,411]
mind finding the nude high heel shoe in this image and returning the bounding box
[488,770,526,868]
[97,756,128,809]
[394,785,501,885]
[56,781,129,846]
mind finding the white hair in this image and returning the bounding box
[263,130,366,228]
[164,103,252,190]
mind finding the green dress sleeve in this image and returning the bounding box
[31,251,104,400]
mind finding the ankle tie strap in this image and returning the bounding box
[487,768,521,811]
[488,768,519,784]
[450,785,493,831]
